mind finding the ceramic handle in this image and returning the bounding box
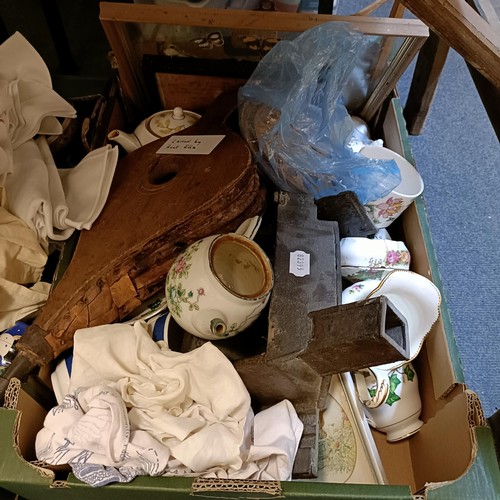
[353,369,389,409]
[234,215,262,240]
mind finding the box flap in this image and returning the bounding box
[411,388,475,489]
[383,98,463,400]
[0,408,55,495]
[425,396,500,498]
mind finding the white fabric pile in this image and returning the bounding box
[36,321,303,486]
[0,32,119,328]
[0,32,119,251]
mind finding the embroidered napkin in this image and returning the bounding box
[35,385,171,487]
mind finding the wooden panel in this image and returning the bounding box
[100,2,428,126]
[399,0,500,87]
[100,3,429,37]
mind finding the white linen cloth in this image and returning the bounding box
[0,32,119,251]
[6,137,118,250]
[38,321,303,484]
[0,32,52,87]
[0,206,47,284]
[4,77,76,149]
[0,32,76,150]
[0,278,50,331]
[57,143,119,231]
[35,385,171,487]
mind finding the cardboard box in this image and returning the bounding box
[1,4,499,498]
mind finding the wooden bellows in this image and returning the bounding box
[0,90,266,402]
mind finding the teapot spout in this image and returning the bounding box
[107,129,141,153]
[192,310,229,339]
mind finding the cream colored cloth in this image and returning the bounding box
[6,137,118,250]
[0,278,50,331]
[0,206,47,284]
[0,32,119,250]
[67,321,303,480]
[69,322,251,474]
[0,32,52,86]
[0,32,76,150]
[0,84,13,206]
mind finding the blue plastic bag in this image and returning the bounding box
[238,22,401,204]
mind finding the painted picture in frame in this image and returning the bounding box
[312,373,387,484]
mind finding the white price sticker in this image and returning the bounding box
[156,135,225,155]
[289,250,310,277]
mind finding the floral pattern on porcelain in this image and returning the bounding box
[148,114,193,138]
[165,234,273,340]
[365,196,405,225]
[347,283,366,295]
[343,268,386,283]
[382,249,410,268]
[166,241,201,317]
[366,363,416,407]
[342,248,410,283]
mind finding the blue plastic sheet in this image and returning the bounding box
[238,22,401,204]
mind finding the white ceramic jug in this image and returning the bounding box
[353,361,423,442]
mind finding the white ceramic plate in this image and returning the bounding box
[311,374,387,485]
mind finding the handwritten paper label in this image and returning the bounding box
[156,135,225,155]
[289,250,310,277]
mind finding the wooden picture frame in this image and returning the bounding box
[99,3,428,124]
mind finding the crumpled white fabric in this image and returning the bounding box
[59,321,303,482]
[69,322,253,474]
[35,385,171,487]
[0,32,119,251]
[0,206,47,284]
[5,137,118,250]
[0,278,50,330]
[0,32,52,87]
[0,32,76,150]
[57,143,119,231]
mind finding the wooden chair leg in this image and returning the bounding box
[404,30,450,135]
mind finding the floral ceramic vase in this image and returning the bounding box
[360,145,424,229]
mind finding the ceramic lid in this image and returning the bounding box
[146,107,201,138]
